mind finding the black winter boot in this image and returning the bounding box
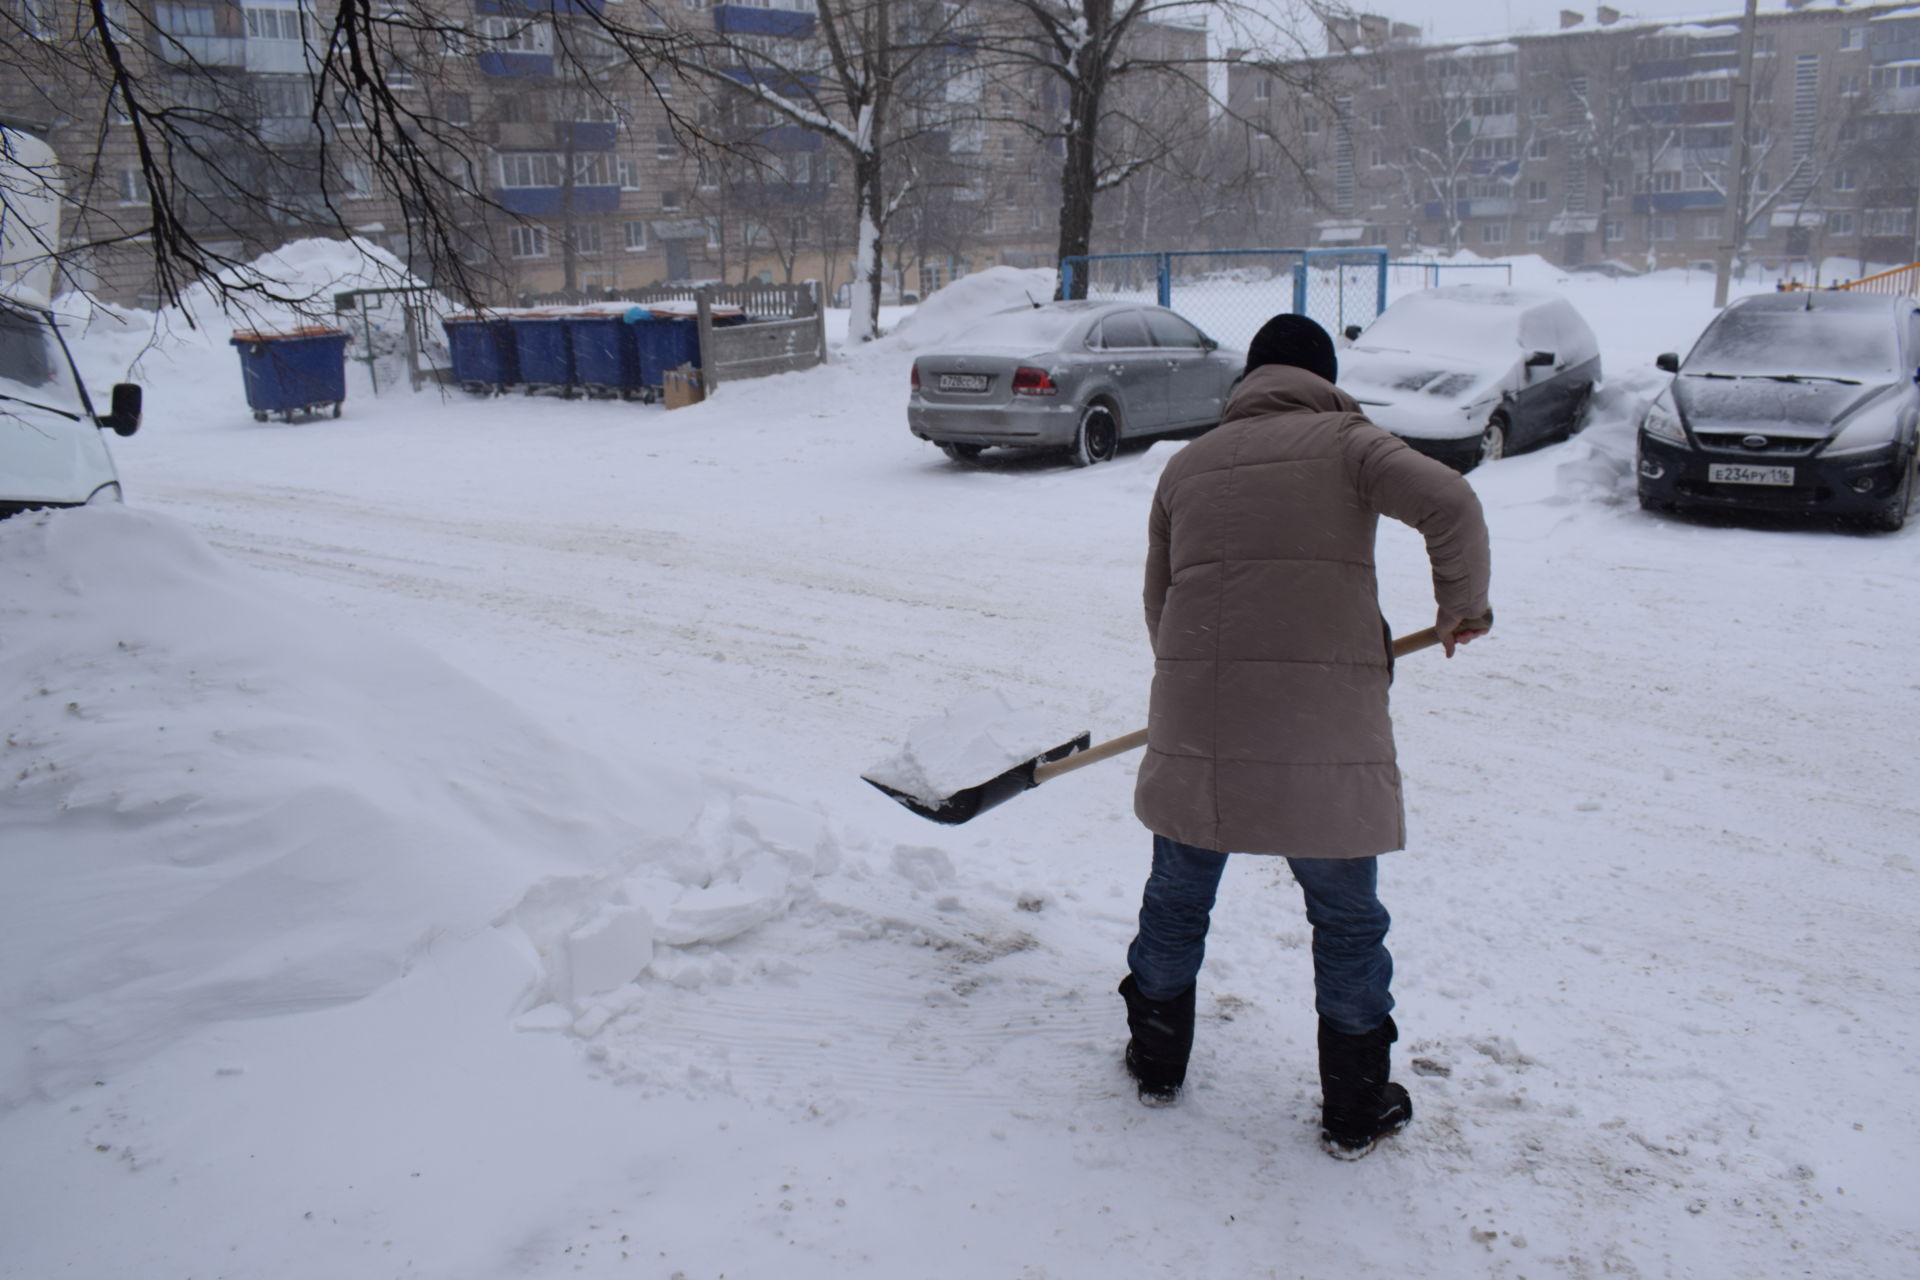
[1117,974,1196,1106]
[1317,1014,1412,1159]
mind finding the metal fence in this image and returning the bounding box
[1385,260,1514,292]
[1059,249,1389,351]
[520,280,821,319]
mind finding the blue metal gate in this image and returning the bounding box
[1059,248,1390,351]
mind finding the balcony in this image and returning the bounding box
[477,51,554,78]
[494,184,621,217]
[147,34,246,66]
[1632,191,1725,214]
[713,5,815,38]
[476,0,606,15]
[746,124,823,152]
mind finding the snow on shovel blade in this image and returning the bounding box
[862,733,1090,825]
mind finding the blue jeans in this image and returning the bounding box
[1126,834,1394,1036]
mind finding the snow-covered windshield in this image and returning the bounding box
[1354,294,1522,363]
[0,301,84,417]
[950,308,1083,352]
[1685,305,1901,382]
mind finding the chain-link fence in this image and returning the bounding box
[1385,260,1514,293]
[1059,249,1389,351]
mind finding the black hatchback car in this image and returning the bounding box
[1636,290,1920,531]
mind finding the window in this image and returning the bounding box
[116,168,149,205]
[1144,311,1205,348]
[1480,223,1506,244]
[704,218,720,249]
[1253,77,1271,102]
[1839,26,1864,51]
[1530,95,1549,118]
[696,154,718,189]
[1840,74,1863,98]
[1526,179,1548,202]
[982,209,997,233]
[1604,217,1624,241]
[244,6,303,39]
[1371,62,1388,90]
[616,156,639,189]
[1653,217,1677,240]
[1834,169,1856,192]
[1470,138,1515,160]
[1028,207,1043,231]
[1696,215,1722,239]
[498,153,552,188]
[660,189,681,211]
[341,161,375,199]
[571,224,603,255]
[509,225,548,258]
[1097,312,1153,349]
[624,220,648,251]
[1526,221,1546,244]
[1868,209,1913,236]
[1830,211,1853,236]
[1001,135,1015,158]
[1303,114,1319,135]
[255,74,310,118]
[1527,138,1549,160]
[384,55,414,90]
[476,15,550,54]
[1368,107,1385,129]
[1369,148,1384,169]
[788,152,810,183]
[655,127,675,160]
[571,151,610,186]
[154,3,215,36]
[443,92,470,126]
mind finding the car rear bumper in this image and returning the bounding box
[909,397,1081,448]
[1636,433,1908,516]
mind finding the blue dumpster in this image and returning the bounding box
[230,327,349,422]
[508,313,576,397]
[566,312,643,400]
[443,313,519,395]
[624,309,704,400]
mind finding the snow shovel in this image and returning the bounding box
[864,623,1467,826]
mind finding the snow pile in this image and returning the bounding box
[862,688,1087,807]
[883,266,1059,351]
[0,505,839,1107]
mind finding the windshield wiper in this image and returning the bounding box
[1685,371,1862,386]
[0,391,83,421]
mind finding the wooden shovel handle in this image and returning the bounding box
[1030,619,1486,787]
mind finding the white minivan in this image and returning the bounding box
[3,123,143,519]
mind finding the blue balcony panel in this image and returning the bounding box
[494,185,620,217]
[566,121,619,150]
[755,125,824,152]
[1632,191,1727,214]
[713,5,814,37]
[477,0,605,14]
[721,66,819,97]
[477,51,554,78]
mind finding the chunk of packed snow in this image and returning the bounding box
[863,689,1084,808]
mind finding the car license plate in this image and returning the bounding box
[938,373,989,392]
[1709,463,1794,487]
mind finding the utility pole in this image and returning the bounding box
[1714,0,1759,308]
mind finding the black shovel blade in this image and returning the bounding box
[862,733,1090,825]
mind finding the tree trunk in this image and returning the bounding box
[1053,70,1103,299]
[848,148,884,342]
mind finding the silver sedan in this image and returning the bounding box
[907,301,1243,465]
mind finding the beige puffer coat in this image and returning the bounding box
[1133,363,1493,857]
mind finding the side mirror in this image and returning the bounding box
[1525,350,1556,368]
[1200,335,1218,351]
[100,383,143,437]
[1343,324,1363,342]
[1655,352,1680,373]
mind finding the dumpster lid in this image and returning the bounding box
[230,325,347,344]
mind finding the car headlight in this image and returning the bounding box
[1821,395,1904,456]
[1640,390,1686,444]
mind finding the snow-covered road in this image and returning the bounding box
[5,257,1916,1278]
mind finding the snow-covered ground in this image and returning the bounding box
[4,251,1917,1278]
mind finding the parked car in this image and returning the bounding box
[1636,290,1920,531]
[1339,286,1602,472]
[3,127,143,521]
[907,301,1242,466]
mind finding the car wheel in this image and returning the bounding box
[940,442,984,463]
[1071,404,1119,467]
[1474,414,1508,469]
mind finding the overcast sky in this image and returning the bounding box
[1360,0,1758,43]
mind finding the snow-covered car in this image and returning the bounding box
[1340,286,1603,472]
[1636,290,1920,531]
[907,301,1242,466]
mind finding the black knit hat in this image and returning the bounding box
[1244,313,1338,386]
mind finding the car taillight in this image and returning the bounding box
[1011,367,1058,396]
[911,364,921,392]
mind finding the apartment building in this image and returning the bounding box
[1,0,1208,305]
[1222,2,1920,274]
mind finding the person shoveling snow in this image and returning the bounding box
[1122,314,1492,1159]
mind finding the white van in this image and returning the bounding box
[2,124,143,520]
